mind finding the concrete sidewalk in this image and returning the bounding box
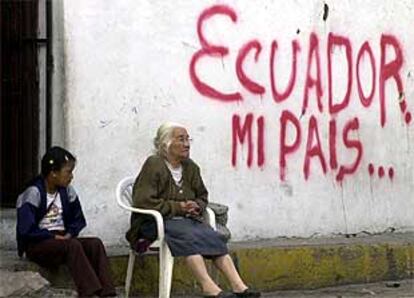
[265,279,414,297]
[1,277,413,297]
[0,232,413,297]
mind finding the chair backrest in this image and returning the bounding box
[116,176,135,210]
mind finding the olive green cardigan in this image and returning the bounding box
[125,155,208,245]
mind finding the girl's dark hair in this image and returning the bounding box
[41,146,76,176]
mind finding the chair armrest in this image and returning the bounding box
[119,204,165,241]
[205,207,216,231]
[126,206,216,242]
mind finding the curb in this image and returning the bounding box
[2,233,413,296]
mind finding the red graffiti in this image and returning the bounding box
[405,112,412,124]
[279,110,301,181]
[356,41,376,108]
[270,40,300,103]
[335,118,363,182]
[388,167,394,180]
[378,166,385,178]
[329,119,338,170]
[236,40,266,95]
[189,5,241,102]
[368,163,375,176]
[302,33,323,114]
[190,5,406,124]
[327,33,352,115]
[400,99,407,112]
[257,116,265,167]
[190,5,409,182]
[234,113,366,181]
[232,114,265,168]
[379,34,404,127]
[304,116,327,180]
[232,113,253,167]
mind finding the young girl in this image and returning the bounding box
[16,146,116,297]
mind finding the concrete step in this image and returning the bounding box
[1,233,413,297]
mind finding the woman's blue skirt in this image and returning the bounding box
[140,217,228,257]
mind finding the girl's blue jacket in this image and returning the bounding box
[16,176,86,257]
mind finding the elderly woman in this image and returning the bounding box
[126,122,260,298]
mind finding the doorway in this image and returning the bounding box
[0,0,49,208]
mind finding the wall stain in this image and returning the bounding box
[280,182,293,197]
[386,246,398,280]
[99,120,113,128]
[131,106,139,114]
[323,3,329,21]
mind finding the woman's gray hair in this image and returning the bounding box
[153,122,186,157]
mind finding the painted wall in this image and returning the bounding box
[62,0,414,246]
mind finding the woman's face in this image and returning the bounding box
[51,160,75,188]
[168,127,191,161]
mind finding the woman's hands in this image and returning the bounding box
[54,233,72,240]
[180,200,201,216]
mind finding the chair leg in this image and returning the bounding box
[125,249,136,298]
[159,242,174,298]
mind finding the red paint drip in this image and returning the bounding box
[388,167,394,180]
[378,166,385,178]
[400,100,407,112]
[368,163,375,176]
[405,112,412,124]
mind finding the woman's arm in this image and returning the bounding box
[191,164,209,212]
[132,156,184,217]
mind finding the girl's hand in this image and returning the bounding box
[54,233,72,240]
[63,233,72,239]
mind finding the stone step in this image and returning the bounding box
[1,233,413,297]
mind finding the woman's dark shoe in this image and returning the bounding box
[95,288,117,297]
[203,291,236,298]
[233,288,261,297]
[100,290,117,297]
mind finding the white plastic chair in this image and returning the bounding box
[116,176,216,298]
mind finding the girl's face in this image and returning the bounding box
[51,160,75,188]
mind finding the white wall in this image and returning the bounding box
[62,0,414,246]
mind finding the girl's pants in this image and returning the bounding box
[26,236,116,297]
